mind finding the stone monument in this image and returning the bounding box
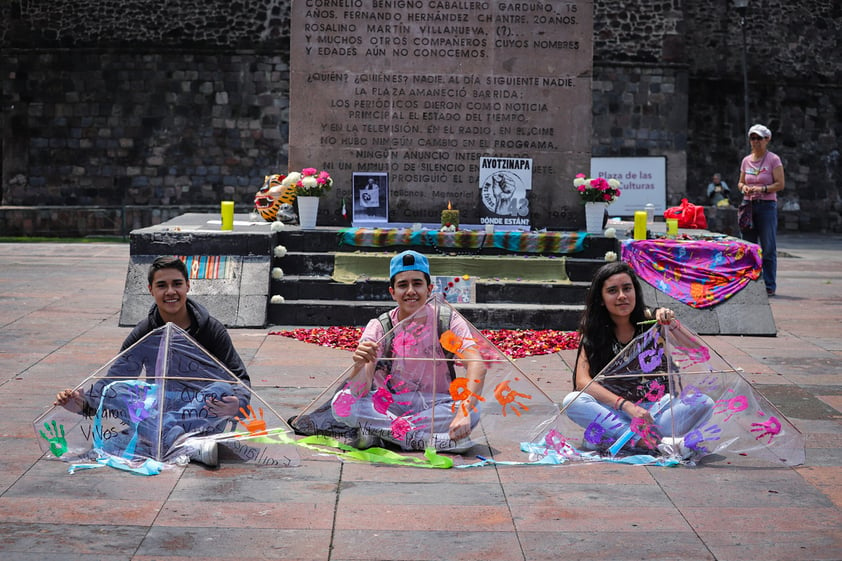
[289,1,593,229]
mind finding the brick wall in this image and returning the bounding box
[1,0,839,235]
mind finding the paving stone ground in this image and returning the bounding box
[1,233,841,561]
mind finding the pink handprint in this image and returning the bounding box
[390,413,428,440]
[643,379,666,403]
[631,418,660,449]
[371,375,412,415]
[332,390,358,418]
[673,345,711,368]
[750,416,781,443]
[544,429,572,454]
[714,394,749,422]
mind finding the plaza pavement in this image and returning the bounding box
[0,233,841,561]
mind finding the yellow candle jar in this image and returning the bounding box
[441,201,459,229]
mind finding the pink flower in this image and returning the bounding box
[575,173,586,179]
[301,167,317,176]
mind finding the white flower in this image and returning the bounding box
[573,177,586,187]
[270,295,285,304]
[273,245,288,257]
[270,221,286,232]
[608,178,621,189]
[281,172,301,186]
[604,251,618,262]
[271,267,284,279]
[301,176,318,188]
[603,227,616,238]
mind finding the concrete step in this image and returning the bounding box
[272,275,590,305]
[268,299,584,330]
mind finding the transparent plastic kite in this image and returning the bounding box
[289,294,560,465]
[524,321,805,466]
[34,323,300,474]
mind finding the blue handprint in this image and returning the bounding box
[683,423,722,454]
[39,420,68,457]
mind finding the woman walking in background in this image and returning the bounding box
[737,124,785,296]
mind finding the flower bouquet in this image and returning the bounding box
[283,168,334,197]
[573,173,621,204]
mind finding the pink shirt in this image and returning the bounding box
[741,150,782,201]
[360,304,473,394]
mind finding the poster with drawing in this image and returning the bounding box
[352,172,389,226]
[478,157,532,229]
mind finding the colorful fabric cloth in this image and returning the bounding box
[621,239,762,309]
[338,228,587,255]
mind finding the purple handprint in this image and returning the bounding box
[750,416,781,444]
[638,347,665,373]
[127,384,152,423]
[583,411,623,446]
[683,423,722,454]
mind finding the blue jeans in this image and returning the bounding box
[562,391,714,450]
[740,199,778,293]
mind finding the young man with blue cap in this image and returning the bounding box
[315,250,486,452]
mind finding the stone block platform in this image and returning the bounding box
[120,214,776,334]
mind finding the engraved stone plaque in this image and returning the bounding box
[290,1,593,229]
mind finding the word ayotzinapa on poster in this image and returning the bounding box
[479,157,533,229]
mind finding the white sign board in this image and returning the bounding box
[590,157,667,217]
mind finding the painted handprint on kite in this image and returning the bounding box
[673,345,711,368]
[679,376,720,406]
[583,411,623,447]
[493,378,531,417]
[449,377,485,416]
[750,415,781,444]
[631,417,660,449]
[683,423,722,455]
[372,374,412,415]
[390,412,428,440]
[714,393,749,422]
[127,384,153,424]
[39,420,68,457]
[236,405,267,436]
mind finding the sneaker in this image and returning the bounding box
[350,432,382,450]
[188,439,219,467]
[658,436,693,460]
[766,289,775,297]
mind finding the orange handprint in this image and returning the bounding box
[449,377,485,416]
[236,405,267,436]
[439,330,479,359]
[493,378,531,417]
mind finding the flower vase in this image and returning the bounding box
[297,196,320,229]
[584,202,608,234]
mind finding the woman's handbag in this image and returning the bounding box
[737,200,753,231]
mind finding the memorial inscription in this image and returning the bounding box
[290,1,593,228]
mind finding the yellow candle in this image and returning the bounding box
[633,211,647,240]
[441,201,459,228]
[221,201,235,230]
[666,218,679,237]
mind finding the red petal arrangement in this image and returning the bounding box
[269,327,580,359]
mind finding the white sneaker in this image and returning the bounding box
[189,439,219,467]
[658,436,693,460]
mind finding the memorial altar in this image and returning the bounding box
[337,227,590,255]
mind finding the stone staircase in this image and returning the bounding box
[268,228,617,330]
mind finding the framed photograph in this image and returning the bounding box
[352,172,389,226]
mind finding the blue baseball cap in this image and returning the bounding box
[389,250,430,280]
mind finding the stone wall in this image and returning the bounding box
[1,0,840,236]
